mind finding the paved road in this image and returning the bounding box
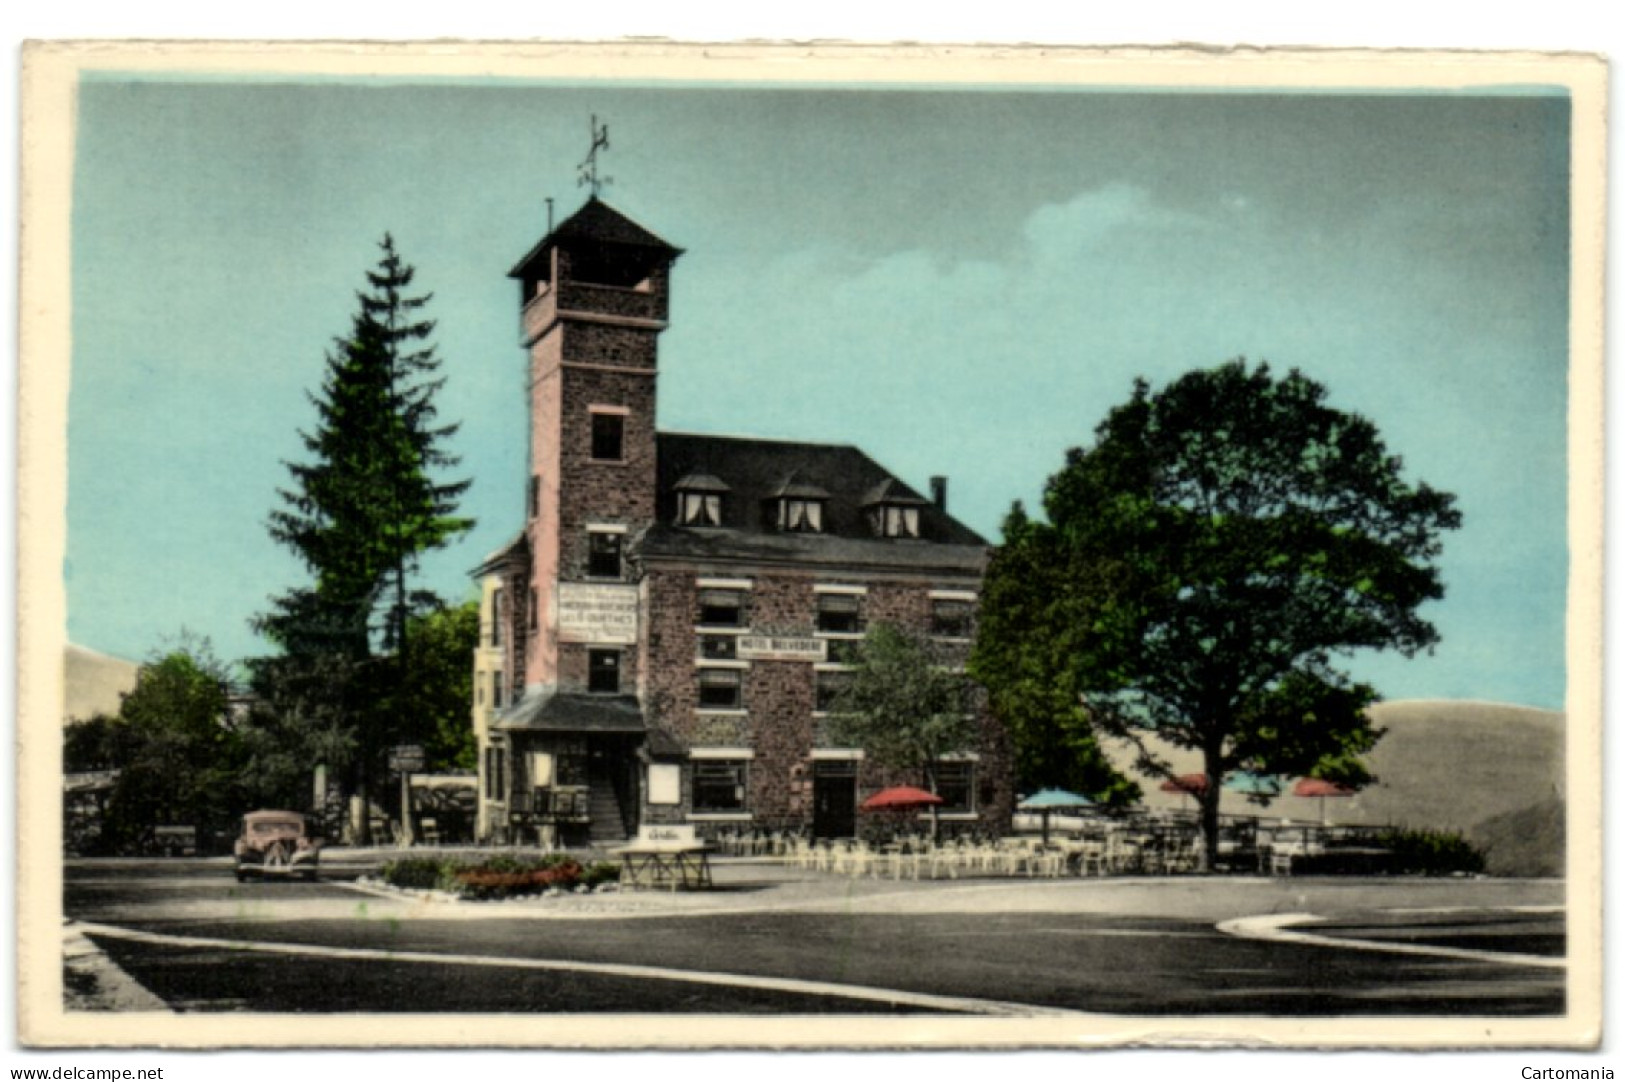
[63,857,1566,1016]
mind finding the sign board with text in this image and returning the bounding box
[737,635,828,663]
[557,582,640,645]
[388,745,425,773]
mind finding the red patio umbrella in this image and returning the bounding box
[1293,777,1356,822]
[1158,773,1208,811]
[1158,773,1209,796]
[861,785,944,811]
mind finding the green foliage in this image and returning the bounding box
[971,361,1461,867]
[581,861,623,889]
[1377,827,1487,876]
[826,624,980,838]
[88,639,246,851]
[394,599,480,771]
[380,852,614,900]
[63,714,134,773]
[380,856,458,891]
[253,236,473,829]
[826,624,978,776]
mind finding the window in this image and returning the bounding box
[693,761,748,813]
[815,670,852,714]
[529,589,540,631]
[815,592,862,634]
[931,598,975,638]
[679,491,723,527]
[587,530,623,579]
[778,497,824,533]
[490,588,504,646]
[590,411,624,461]
[697,588,744,627]
[588,649,621,694]
[485,747,507,801]
[934,761,976,815]
[698,634,738,661]
[528,475,541,519]
[491,671,505,709]
[697,668,743,710]
[878,504,920,539]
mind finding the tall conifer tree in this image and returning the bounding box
[253,236,472,836]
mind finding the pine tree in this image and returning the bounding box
[254,236,472,838]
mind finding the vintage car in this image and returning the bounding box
[233,810,321,881]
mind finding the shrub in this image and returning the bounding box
[1377,827,1487,876]
[381,856,456,891]
[381,851,611,900]
[581,861,622,889]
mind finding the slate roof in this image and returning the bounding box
[470,530,528,577]
[508,197,683,281]
[493,689,646,734]
[641,432,988,572]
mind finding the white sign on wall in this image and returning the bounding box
[737,635,828,662]
[557,582,640,644]
[647,764,681,806]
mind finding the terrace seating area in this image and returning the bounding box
[700,814,1398,880]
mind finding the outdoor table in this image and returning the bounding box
[612,838,715,891]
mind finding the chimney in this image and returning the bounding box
[929,475,948,511]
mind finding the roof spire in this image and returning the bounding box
[577,114,612,198]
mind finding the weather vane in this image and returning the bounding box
[577,115,612,197]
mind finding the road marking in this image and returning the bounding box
[70,920,1093,1017]
[1216,911,1566,970]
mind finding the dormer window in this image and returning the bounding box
[879,505,920,539]
[682,492,722,526]
[674,472,730,528]
[863,478,929,539]
[769,473,830,535]
[779,497,825,533]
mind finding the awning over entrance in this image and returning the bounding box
[493,689,646,735]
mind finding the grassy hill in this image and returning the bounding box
[1101,700,1564,877]
[63,644,140,724]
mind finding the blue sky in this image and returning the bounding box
[66,78,1571,710]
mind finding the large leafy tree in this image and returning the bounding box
[826,623,980,840]
[392,599,479,773]
[971,361,1461,868]
[86,641,245,852]
[255,236,472,835]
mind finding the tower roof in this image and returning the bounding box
[508,197,683,280]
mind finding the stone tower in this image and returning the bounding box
[504,197,682,701]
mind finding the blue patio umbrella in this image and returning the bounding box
[1017,788,1095,844]
[1224,772,1285,798]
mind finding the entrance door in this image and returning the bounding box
[812,761,857,840]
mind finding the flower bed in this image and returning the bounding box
[379,852,621,900]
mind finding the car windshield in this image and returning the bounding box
[249,819,302,835]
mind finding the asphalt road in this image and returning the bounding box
[63,857,1566,1016]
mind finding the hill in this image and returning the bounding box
[63,644,140,724]
[1100,700,1564,877]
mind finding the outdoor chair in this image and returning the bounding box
[927,845,961,880]
[1075,839,1108,876]
[1162,835,1201,874]
[419,818,441,847]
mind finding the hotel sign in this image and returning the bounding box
[737,635,828,663]
[557,582,639,644]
